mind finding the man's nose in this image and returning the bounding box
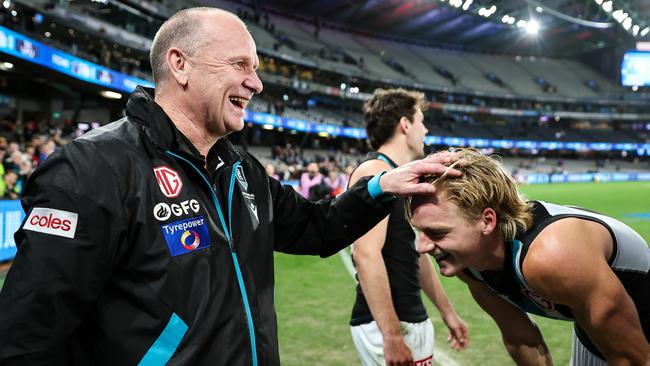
[416,232,435,254]
[245,70,263,94]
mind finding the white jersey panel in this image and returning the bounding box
[539,201,650,273]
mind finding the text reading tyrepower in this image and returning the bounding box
[161,216,211,256]
[23,207,78,239]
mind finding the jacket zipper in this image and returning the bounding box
[165,151,258,366]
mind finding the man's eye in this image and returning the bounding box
[427,231,445,239]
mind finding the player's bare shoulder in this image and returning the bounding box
[349,159,393,186]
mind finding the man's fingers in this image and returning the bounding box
[425,151,460,164]
[414,161,461,177]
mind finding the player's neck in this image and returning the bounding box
[478,233,507,272]
[377,141,416,166]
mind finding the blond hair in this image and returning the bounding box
[406,148,533,240]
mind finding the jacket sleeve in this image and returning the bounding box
[0,141,126,365]
[270,175,392,257]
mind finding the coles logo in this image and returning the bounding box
[153,199,201,221]
[154,166,183,198]
[23,207,78,239]
[180,230,201,250]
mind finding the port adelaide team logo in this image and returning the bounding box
[235,165,259,226]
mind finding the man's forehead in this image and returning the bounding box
[410,193,454,222]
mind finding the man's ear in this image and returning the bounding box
[397,116,411,135]
[481,207,498,235]
[166,48,190,87]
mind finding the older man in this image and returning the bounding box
[0,7,458,366]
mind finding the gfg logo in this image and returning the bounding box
[153,199,201,221]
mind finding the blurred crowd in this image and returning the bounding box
[263,143,360,201]
[0,117,74,200]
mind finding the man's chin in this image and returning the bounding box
[225,118,245,133]
[438,263,459,277]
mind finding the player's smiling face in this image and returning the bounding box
[410,191,487,276]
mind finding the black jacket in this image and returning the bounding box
[0,87,392,365]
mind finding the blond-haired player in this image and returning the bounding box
[408,148,650,365]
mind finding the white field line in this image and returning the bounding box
[338,248,461,366]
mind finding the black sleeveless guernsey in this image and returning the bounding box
[350,152,428,326]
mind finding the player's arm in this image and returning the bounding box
[523,218,650,365]
[418,254,469,350]
[270,153,460,257]
[350,159,413,365]
[458,272,552,365]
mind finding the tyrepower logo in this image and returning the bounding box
[154,166,183,198]
[23,207,78,239]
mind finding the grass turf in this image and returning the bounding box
[275,181,650,365]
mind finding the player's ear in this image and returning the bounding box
[397,116,410,134]
[481,207,497,235]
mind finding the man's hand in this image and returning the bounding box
[379,152,461,196]
[383,335,414,366]
[442,312,469,351]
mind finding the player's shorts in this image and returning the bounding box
[570,329,607,366]
[350,319,434,366]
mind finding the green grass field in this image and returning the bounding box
[275,181,650,365]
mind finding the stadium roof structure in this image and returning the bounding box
[259,0,650,57]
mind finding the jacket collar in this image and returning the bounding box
[126,86,240,169]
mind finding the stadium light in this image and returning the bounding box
[612,10,628,23]
[642,27,650,37]
[632,85,639,91]
[517,19,528,28]
[622,17,632,30]
[2,0,9,9]
[536,6,543,13]
[602,1,613,12]
[595,0,603,4]
[0,62,13,70]
[100,90,122,100]
[526,19,540,35]
[633,25,640,36]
